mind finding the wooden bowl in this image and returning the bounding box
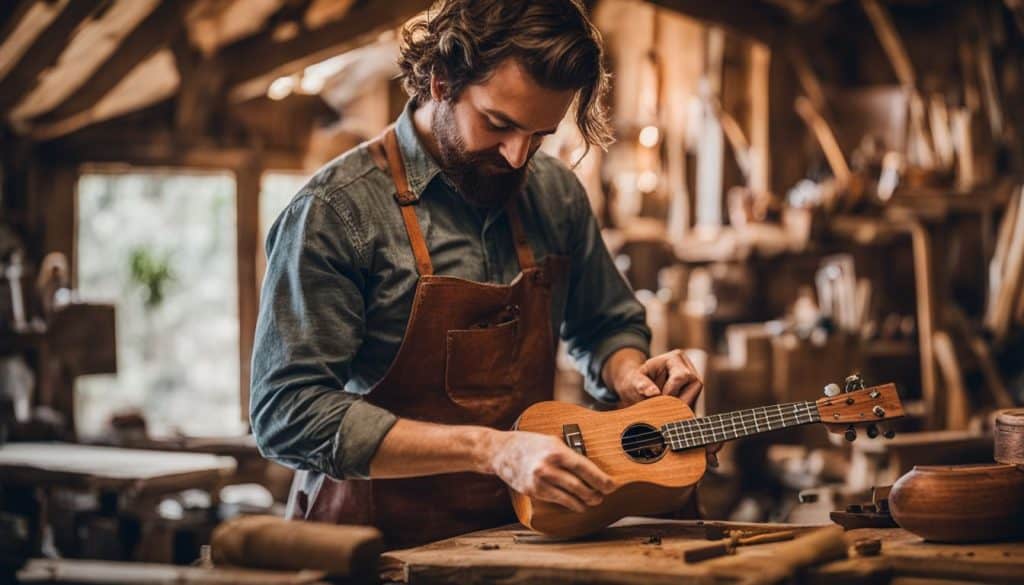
[889,463,1024,543]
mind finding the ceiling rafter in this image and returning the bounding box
[0,0,37,45]
[646,0,791,46]
[28,0,193,129]
[219,0,431,102]
[0,0,104,114]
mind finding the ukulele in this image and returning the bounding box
[511,376,905,538]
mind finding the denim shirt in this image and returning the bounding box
[250,101,650,479]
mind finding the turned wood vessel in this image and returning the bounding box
[889,463,1024,542]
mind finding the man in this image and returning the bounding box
[251,0,705,547]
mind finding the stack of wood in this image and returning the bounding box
[985,186,1024,343]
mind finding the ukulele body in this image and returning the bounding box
[511,395,706,538]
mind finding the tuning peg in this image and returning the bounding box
[823,383,841,397]
[866,424,879,439]
[883,428,896,439]
[844,374,865,392]
[845,425,857,442]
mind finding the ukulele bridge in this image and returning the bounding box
[562,424,586,456]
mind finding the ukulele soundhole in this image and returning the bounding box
[621,423,667,463]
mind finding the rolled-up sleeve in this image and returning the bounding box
[250,192,397,479]
[559,178,651,402]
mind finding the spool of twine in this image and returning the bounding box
[994,409,1024,466]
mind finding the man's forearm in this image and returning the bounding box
[368,418,500,478]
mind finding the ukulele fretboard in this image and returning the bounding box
[661,401,821,450]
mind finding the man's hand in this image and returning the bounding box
[603,348,704,407]
[601,347,722,466]
[483,430,616,512]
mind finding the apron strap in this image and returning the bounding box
[368,125,538,276]
[505,198,536,271]
[369,127,434,276]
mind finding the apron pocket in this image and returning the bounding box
[445,318,521,408]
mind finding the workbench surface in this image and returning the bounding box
[0,441,236,491]
[380,518,1024,585]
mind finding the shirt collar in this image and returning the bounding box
[394,100,444,198]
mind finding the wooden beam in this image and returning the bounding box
[0,0,37,48]
[0,0,102,114]
[646,0,789,46]
[31,1,191,126]
[222,0,431,101]
[234,157,262,430]
[170,33,225,139]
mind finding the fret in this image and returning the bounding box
[711,414,722,442]
[725,413,739,439]
[666,402,824,452]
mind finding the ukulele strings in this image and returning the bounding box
[578,405,821,457]
[576,403,820,450]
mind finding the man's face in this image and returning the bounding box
[431,59,576,208]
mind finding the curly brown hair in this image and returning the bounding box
[398,0,613,153]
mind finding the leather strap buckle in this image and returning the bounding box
[394,190,418,205]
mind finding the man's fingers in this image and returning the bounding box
[543,466,603,506]
[678,379,704,407]
[635,375,660,398]
[560,451,616,495]
[705,442,724,468]
[663,352,700,397]
[537,480,588,513]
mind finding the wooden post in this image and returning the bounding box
[234,157,262,429]
[748,43,770,194]
[695,27,724,232]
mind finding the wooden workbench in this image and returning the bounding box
[380,518,1024,585]
[0,442,237,559]
[0,442,237,493]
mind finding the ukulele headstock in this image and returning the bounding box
[816,375,904,441]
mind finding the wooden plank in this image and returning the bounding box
[28,0,190,128]
[795,96,851,185]
[0,442,236,491]
[235,157,262,429]
[18,558,330,585]
[223,0,431,102]
[990,188,1024,341]
[0,0,102,114]
[748,43,770,193]
[171,35,225,139]
[932,331,970,431]
[381,518,825,585]
[10,0,162,122]
[859,0,915,88]
[0,0,41,64]
[0,0,65,84]
[809,527,1024,585]
[29,49,181,141]
[647,0,788,46]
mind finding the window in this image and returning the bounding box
[76,171,244,438]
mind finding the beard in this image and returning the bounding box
[430,101,528,209]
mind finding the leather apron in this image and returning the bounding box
[289,127,568,548]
